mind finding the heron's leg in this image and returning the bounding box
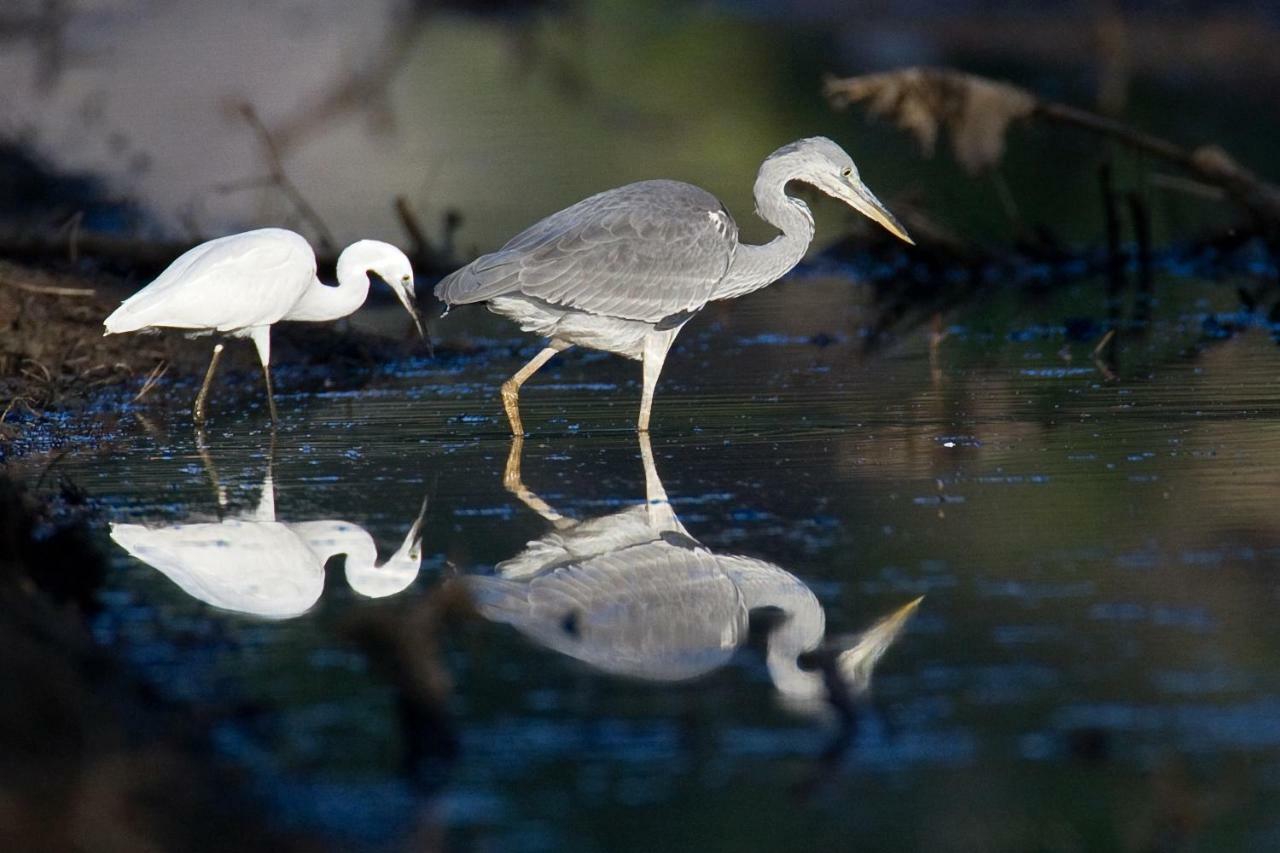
[638,328,680,433]
[192,343,224,425]
[501,340,570,436]
[249,326,279,424]
[503,434,572,528]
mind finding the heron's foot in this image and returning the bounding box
[501,380,524,436]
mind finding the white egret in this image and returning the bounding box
[103,228,424,424]
[109,450,429,619]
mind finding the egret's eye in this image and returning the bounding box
[841,166,853,178]
[402,275,411,283]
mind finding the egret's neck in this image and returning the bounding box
[289,519,421,598]
[717,167,816,301]
[282,251,372,323]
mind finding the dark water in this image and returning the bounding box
[41,272,1280,850]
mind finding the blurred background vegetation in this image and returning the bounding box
[1,0,1277,259]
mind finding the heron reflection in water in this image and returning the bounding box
[109,435,428,618]
[465,435,920,711]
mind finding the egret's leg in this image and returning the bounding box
[501,340,570,436]
[249,326,279,424]
[638,329,680,433]
[192,343,224,425]
[260,362,280,424]
[193,421,227,509]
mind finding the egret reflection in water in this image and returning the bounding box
[465,435,920,711]
[109,436,428,618]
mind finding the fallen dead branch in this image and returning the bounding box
[0,274,94,298]
[825,67,1280,232]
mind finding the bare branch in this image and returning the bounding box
[233,101,337,253]
[826,66,1280,229]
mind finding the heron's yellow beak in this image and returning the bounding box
[841,179,914,245]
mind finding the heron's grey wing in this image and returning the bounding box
[495,504,663,578]
[469,540,745,680]
[435,181,737,324]
[103,228,315,334]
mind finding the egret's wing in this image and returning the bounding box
[435,181,737,323]
[104,228,315,334]
[109,520,323,619]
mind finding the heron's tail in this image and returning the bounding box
[433,252,521,305]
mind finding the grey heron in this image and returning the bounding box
[435,137,912,433]
[464,435,921,709]
[104,228,423,425]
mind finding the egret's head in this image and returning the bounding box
[768,137,913,245]
[343,240,424,338]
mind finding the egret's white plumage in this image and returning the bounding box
[435,137,913,434]
[104,227,422,424]
[104,229,316,336]
[110,463,428,618]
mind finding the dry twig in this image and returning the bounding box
[226,101,337,253]
[825,67,1280,230]
[0,274,94,298]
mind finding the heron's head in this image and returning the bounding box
[342,240,425,338]
[769,137,913,245]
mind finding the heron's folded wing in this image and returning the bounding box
[435,181,737,324]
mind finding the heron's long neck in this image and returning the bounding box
[717,167,816,301]
[282,252,371,322]
[718,557,827,702]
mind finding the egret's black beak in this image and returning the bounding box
[397,283,426,339]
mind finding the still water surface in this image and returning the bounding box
[55,274,1280,850]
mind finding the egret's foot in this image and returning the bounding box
[501,380,525,436]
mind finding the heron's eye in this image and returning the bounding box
[841,166,853,178]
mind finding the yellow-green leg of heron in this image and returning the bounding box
[503,434,570,526]
[638,329,679,433]
[501,341,570,436]
[192,343,224,425]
